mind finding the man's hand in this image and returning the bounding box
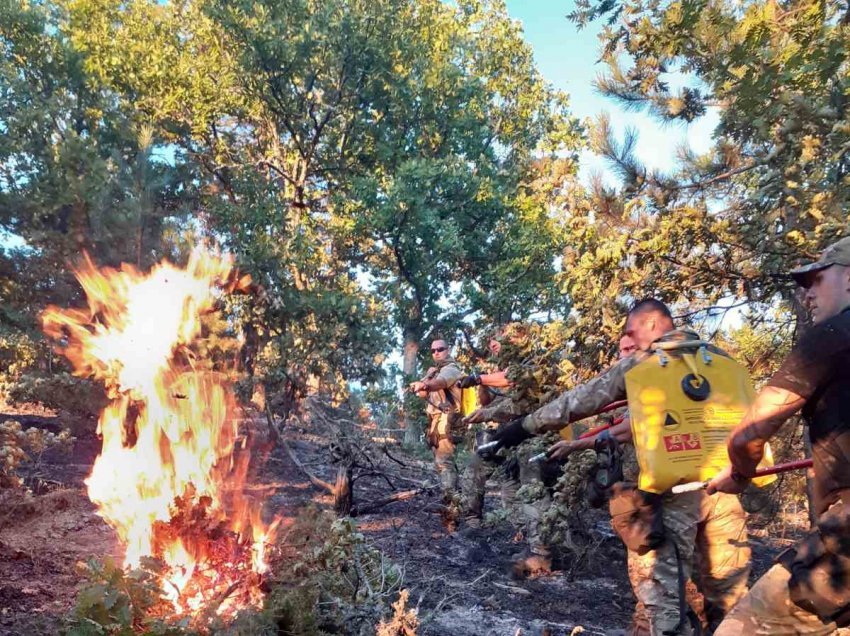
[457,373,481,389]
[706,465,750,495]
[409,381,426,393]
[491,417,532,450]
[547,440,579,461]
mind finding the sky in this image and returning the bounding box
[503,0,720,186]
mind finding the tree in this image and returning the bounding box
[549,0,850,356]
[66,0,583,439]
[0,0,197,388]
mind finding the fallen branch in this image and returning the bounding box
[430,569,492,616]
[382,445,408,467]
[265,406,335,494]
[493,582,532,596]
[350,486,436,516]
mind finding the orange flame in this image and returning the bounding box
[42,248,274,614]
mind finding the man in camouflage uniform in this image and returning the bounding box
[409,339,464,502]
[458,331,519,531]
[489,300,750,635]
[709,237,850,636]
[459,323,569,575]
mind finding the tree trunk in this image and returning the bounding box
[402,330,422,446]
[333,463,353,516]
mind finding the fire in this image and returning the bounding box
[42,248,275,614]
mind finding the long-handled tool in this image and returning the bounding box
[525,400,629,463]
[671,458,813,494]
[578,412,627,440]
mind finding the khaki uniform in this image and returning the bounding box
[714,564,838,636]
[460,436,519,523]
[423,359,463,496]
[523,330,750,634]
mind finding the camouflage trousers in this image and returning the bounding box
[713,564,843,636]
[428,412,459,497]
[515,444,554,557]
[627,490,750,636]
[460,450,519,522]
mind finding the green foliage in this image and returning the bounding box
[496,322,578,411]
[540,450,597,554]
[262,507,403,636]
[67,557,192,636]
[0,419,74,488]
[0,324,40,385]
[716,317,794,385]
[65,0,581,378]
[6,372,108,418]
[563,0,850,341]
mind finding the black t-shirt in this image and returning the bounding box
[767,306,850,516]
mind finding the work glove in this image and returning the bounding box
[457,373,481,389]
[476,417,532,459]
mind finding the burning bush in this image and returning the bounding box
[68,507,411,635]
[41,249,278,618]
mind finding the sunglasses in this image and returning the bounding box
[431,347,447,353]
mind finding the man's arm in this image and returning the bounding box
[726,386,806,477]
[412,363,464,392]
[522,356,637,435]
[480,370,510,388]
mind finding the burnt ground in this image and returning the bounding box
[0,404,811,636]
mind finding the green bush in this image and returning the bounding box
[0,419,74,489]
[6,372,108,418]
[65,507,406,636]
[67,557,193,636]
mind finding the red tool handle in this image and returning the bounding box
[578,411,627,440]
[752,458,813,477]
[672,458,814,494]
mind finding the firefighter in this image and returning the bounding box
[485,300,751,635]
[458,323,565,576]
[710,237,850,636]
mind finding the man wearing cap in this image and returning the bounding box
[709,237,850,635]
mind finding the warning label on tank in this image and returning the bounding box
[663,432,702,452]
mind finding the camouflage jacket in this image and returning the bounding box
[522,329,724,435]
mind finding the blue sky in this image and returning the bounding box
[504,0,719,185]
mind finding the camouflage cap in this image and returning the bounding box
[790,236,850,287]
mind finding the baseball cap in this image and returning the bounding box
[790,236,850,287]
